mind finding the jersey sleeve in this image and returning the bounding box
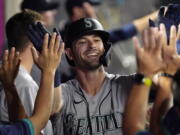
[109,23,137,44]
[17,86,38,116]
[0,119,34,135]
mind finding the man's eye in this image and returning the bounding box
[79,41,87,45]
[94,39,101,42]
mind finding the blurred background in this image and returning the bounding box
[0,0,158,75]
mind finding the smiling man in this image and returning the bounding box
[52,17,136,135]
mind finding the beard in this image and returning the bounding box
[83,60,102,70]
[75,56,102,71]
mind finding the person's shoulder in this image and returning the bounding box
[15,66,38,91]
[60,79,78,92]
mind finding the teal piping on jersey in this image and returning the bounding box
[22,119,35,135]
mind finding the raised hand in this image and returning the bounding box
[160,24,180,75]
[0,47,21,88]
[134,27,166,78]
[31,33,64,73]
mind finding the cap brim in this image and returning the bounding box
[73,30,110,43]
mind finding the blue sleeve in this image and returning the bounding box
[0,119,34,135]
[109,23,137,44]
[135,130,154,135]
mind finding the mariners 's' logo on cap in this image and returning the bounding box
[84,18,93,28]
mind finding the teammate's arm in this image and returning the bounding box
[109,10,158,44]
[0,48,27,122]
[133,10,158,33]
[123,27,165,135]
[51,86,63,114]
[30,33,64,134]
[1,33,64,135]
[150,24,180,135]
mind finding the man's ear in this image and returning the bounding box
[65,48,73,60]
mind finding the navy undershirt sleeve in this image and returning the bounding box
[109,23,137,44]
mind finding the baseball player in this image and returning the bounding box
[59,0,158,83]
[0,10,62,135]
[0,32,64,135]
[51,17,136,135]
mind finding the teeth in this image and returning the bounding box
[87,53,98,56]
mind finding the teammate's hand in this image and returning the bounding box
[162,24,180,75]
[134,27,166,78]
[31,33,64,73]
[0,47,21,88]
[149,4,180,42]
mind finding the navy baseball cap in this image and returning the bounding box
[21,0,60,12]
[66,0,101,16]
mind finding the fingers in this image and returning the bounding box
[142,28,157,51]
[42,33,49,51]
[133,36,141,55]
[49,32,57,51]
[1,48,21,70]
[2,50,9,68]
[159,23,167,46]
[31,46,39,64]
[177,24,180,40]
[142,29,148,49]
[148,28,156,50]
[9,47,15,67]
[155,30,163,52]
[54,34,60,53]
[169,25,177,48]
[15,51,20,65]
[49,33,64,55]
[58,42,65,58]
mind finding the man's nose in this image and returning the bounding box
[88,41,96,48]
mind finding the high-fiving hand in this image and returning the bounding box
[0,47,21,88]
[133,27,166,78]
[31,33,64,73]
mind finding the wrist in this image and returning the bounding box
[135,73,153,88]
[137,70,155,79]
[157,73,173,88]
[42,68,56,75]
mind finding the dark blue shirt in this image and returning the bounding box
[0,119,34,135]
[109,23,137,44]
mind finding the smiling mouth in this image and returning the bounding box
[87,53,98,57]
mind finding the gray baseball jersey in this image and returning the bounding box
[53,73,135,135]
[0,66,53,135]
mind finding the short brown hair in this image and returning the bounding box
[6,9,42,51]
